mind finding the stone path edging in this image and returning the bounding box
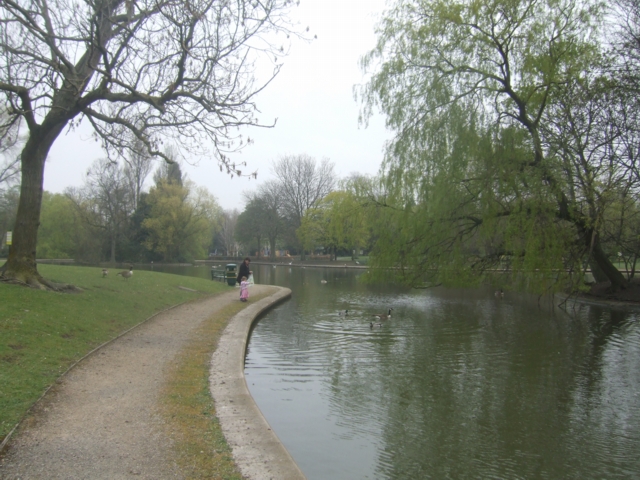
[210,286,306,480]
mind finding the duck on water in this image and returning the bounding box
[370,308,393,328]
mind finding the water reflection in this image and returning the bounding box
[142,263,640,479]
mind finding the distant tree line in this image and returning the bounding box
[0,144,223,264]
[0,152,379,265]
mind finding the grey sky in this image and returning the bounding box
[43,0,392,211]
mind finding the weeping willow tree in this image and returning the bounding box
[360,0,634,293]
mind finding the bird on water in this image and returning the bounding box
[373,308,393,320]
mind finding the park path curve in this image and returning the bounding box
[0,285,301,480]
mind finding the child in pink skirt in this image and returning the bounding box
[240,276,249,302]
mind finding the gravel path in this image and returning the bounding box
[0,286,276,480]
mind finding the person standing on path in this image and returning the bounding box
[237,257,251,285]
[240,276,250,302]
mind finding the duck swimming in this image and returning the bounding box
[372,308,393,320]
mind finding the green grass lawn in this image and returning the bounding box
[0,264,230,443]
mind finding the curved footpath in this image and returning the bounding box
[0,285,305,480]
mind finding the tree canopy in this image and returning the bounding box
[299,190,371,260]
[359,0,639,292]
[142,180,220,262]
[271,154,337,259]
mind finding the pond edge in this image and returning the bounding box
[209,286,306,480]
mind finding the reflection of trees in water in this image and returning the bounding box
[562,307,640,477]
[375,299,639,479]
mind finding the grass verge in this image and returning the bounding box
[0,264,229,443]
[159,292,272,479]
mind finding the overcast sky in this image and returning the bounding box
[43,0,392,211]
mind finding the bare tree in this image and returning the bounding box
[244,180,284,260]
[0,156,19,189]
[0,109,20,189]
[124,138,153,211]
[220,209,240,256]
[272,154,337,259]
[0,0,297,288]
[0,109,21,252]
[67,158,131,264]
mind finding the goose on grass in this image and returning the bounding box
[117,265,133,279]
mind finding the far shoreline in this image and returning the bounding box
[12,258,640,307]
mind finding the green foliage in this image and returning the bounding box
[12,175,222,264]
[37,193,100,261]
[142,181,221,262]
[601,189,640,278]
[0,264,228,441]
[37,193,76,259]
[297,203,326,253]
[364,111,586,291]
[298,190,371,257]
[235,200,265,255]
[359,0,633,292]
[119,192,161,263]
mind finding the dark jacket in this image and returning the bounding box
[237,261,251,284]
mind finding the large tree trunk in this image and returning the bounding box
[587,230,628,292]
[0,0,118,290]
[0,123,77,290]
[561,194,629,292]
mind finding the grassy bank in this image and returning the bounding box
[0,264,230,443]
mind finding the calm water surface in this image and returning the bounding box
[150,264,640,479]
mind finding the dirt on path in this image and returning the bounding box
[0,285,276,480]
